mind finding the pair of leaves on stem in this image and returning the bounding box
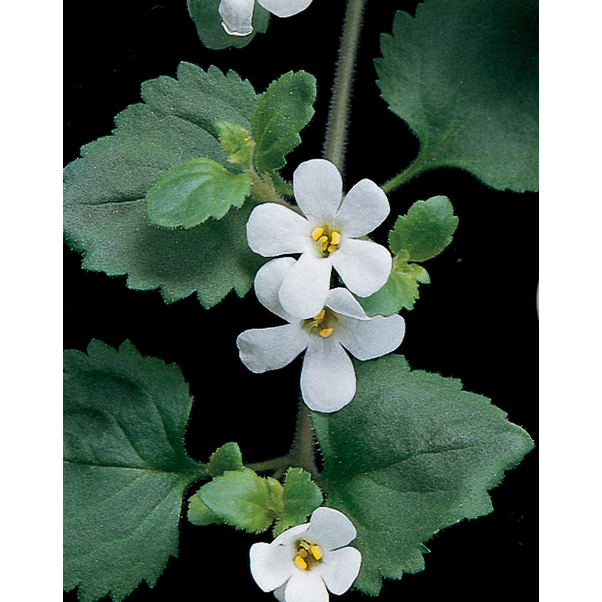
[64,340,533,602]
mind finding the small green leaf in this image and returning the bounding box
[187,0,270,50]
[215,119,256,168]
[145,158,252,229]
[63,340,205,602]
[388,196,458,261]
[376,0,538,191]
[187,494,224,526]
[251,71,317,173]
[312,356,534,595]
[273,468,323,536]
[199,468,284,533]
[208,441,244,477]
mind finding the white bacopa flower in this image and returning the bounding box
[247,159,392,319]
[250,507,362,602]
[236,257,405,412]
[219,0,313,37]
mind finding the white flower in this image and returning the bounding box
[250,507,362,602]
[247,159,392,319]
[236,257,405,412]
[219,0,313,37]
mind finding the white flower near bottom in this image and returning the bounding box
[250,507,362,602]
[219,0,313,37]
[236,257,405,413]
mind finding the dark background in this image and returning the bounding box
[64,1,538,600]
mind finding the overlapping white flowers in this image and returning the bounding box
[250,507,361,602]
[219,0,313,37]
[247,159,393,319]
[236,257,405,413]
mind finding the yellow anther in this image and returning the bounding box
[330,230,341,246]
[309,545,322,560]
[298,548,308,558]
[294,555,308,570]
[318,235,329,252]
[313,309,326,321]
[319,327,334,338]
[311,227,325,241]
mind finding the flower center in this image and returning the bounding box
[312,225,341,257]
[303,308,338,338]
[294,539,323,571]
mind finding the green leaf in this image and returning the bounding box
[198,468,284,533]
[145,158,252,229]
[64,63,266,307]
[388,196,458,261]
[187,494,224,527]
[208,441,244,477]
[376,0,538,192]
[187,0,270,50]
[215,119,256,168]
[251,71,317,173]
[273,468,324,536]
[312,355,534,595]
[63,340,205,602]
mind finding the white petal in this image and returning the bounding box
[301,338,355,413]
[293,159,343,222]
[283,570,329,602]
[305,507,357,551]
[320,547,362,594]
[337,314,406,361]
[279,252,332,319]
[272,522,310,546]
[325,287,370,320]
[219,0,255,36]
[247,203,312,257]
[254,257,299,322]
[237,324,307,373]
[258,0,313,18]
[335,179,390,237]
[250,542,295,592]
[331,238,392,297]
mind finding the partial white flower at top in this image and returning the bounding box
[250,507,362,602]
[236,257,405,413]
[247,159,392,319]
[219,0,313,37]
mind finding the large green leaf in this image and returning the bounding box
[64,63,264,307]
[63,340,206,602]
[187,0,270,50]
[376,0,538,192]
[312,355,534,595]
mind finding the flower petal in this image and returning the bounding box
[283,570,329,602]
[335,178,390,237]
[237,324,307,373]
[250,542,295,592]
[325,287,370,321]
[301,338,355,412]
[279,252,332,319]
[337,314,406,361]
[254,257,299,322]
[258,0,313,18]
[320,547,362,594]
[247,203,312,257]
[305,507,357,551]
[293,159,343,222]
[272,522,310,546]
[219,0,255,36]
[331,238,392,297]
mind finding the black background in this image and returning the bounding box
[64,1,538,600]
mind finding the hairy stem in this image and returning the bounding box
[323,0,368,172]
[288,400,318,477]
[381,152,432,194]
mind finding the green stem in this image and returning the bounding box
[323,0,368,171]
[247,456,291,473]
[381,153,431,195]
[288,400,318,477]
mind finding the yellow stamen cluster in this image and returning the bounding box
[312,225,342,257]
[294,540,323,571]
[304,308,337,338]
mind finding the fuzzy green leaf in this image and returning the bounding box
[64,63,265,307]
[63,340,205,602]
[312,355,534,595]
[208,441,244,477]
[145,158,252,229]
[376,0,538,192]
[187,494,224,527]
[251,71,317,173]
[187,0,270,50]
